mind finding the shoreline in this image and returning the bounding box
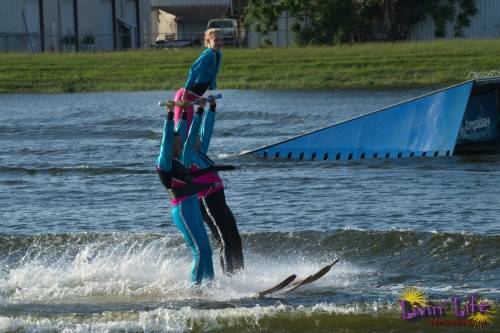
[1,39,499,94]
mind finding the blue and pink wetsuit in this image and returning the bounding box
[170,45,243,274]
[156,108,214,284]
[175,104,244,274]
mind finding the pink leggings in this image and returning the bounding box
[173,88,200,129]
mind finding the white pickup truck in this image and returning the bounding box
[206,19,243,46]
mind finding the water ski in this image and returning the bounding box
[256,274,297,298]
[255,259,339,297]
[283,259,339,293]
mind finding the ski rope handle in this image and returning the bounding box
[158,94,223,107]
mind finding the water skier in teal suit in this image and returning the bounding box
[156,101,214,284]
[173,28,223,126]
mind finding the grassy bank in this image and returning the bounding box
[1,39,499,93]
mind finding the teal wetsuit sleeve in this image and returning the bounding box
[199,106,215,154]
[181,107,204,168]
[209,51,222,90]
[184,49,213,91]
[175,111,188,143]
[156,112,174,172]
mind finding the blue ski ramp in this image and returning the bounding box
[244,78,500,161]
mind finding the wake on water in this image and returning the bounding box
[0,232,370,332]
[0,230,498,332]
[0,232,353,306]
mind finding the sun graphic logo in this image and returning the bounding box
[452,292,496,327]
[401,287,427,307]
[466,297,496,327]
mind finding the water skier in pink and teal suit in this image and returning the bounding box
[156,101,214,284]
[176,100,244,274]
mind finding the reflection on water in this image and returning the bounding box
[0,89,499,332]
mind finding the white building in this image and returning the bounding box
[0,0,152,52]
[409,0,500,40]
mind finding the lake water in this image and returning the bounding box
[0,89,498,332]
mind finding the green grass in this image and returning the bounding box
[1,39,499,93]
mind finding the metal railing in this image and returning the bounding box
[0,32,146,53]
[0,29,297,53]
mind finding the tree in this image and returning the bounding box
[454,0,478,37]
[244,0,372,45]
[243,0,478,45]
